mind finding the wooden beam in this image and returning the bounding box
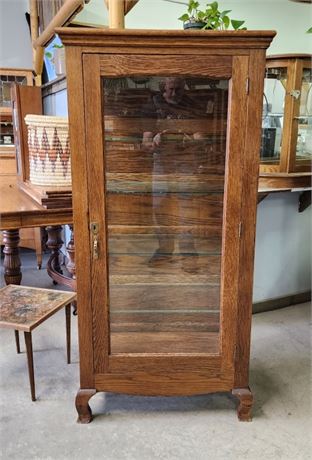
[108,0,125,28]
[34,46,45,80]
[29,0,42,83]
[33,0,85,48]
[124,0,139,14]
[105,0,139,16]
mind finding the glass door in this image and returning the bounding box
[296,65,312,170]
[83,53,247,385]
[103,75,228,355]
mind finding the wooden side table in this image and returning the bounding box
[0,284,76,401]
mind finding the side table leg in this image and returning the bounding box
[65,304,71,364]
[232,387,253,422]
[75,389,96,423]
[24,331,36,401]
[15,330,21,354]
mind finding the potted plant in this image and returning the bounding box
[178,0,206,29]
[179,1,246,30]
[45,44,66,77]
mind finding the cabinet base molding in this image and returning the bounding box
[76,387,254,423]
[232,387,253,422]
[75,388,97,424]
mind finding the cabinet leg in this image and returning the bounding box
[75,389,96,423]
[232,387,253,422]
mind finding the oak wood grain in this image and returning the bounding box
[66,46,94,388]
[60,29,274,418]
[100,55,232,78]
[234,49,266,388]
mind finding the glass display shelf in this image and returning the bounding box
[103,75,227,354]
[259,54,312,190]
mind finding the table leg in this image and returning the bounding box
[24,331,36,401]
[3,229,22,352]
[2,229,22,285]
[46,225,63,284]
[65,303,71,364]
[66,225,76,280]
[15,330,21,353]
[66,225,77,314]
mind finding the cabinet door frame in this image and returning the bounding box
[78,51,255,395]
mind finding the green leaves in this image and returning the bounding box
[307,27,312,33]
[231,19,246,30]
[179,13,191,21]
[178,0,246,30]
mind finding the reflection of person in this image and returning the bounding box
[142,77,206,151]
[142,77,204,271]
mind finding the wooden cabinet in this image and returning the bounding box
[0,69,34,162]
[59,28,275,423]
[259,54,312,189]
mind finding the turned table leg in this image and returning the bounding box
[2,229,22,285]
[3,230,22,351]
[46,225,64,283]
[66,225,76,280]
[66,225,77,314]
[232,387,253,421]
[75,389,97,423]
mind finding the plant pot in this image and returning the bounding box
[183,21,206,30]
[53,47,66,76]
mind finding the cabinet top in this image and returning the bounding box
[267,53,312,61]
[56,28,275,50]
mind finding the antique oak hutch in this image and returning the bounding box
[57,28,275,422]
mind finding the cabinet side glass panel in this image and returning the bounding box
[102,76,228,354]
[261,67,286,164]
[296,67,312,166]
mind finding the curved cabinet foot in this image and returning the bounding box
[75,389,96,423]
[232,387,253,422]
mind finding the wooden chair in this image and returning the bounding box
[0,284,76,401]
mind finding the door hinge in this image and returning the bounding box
[246,77,250,95]
[239,222,243,238]
[90,222,99,259]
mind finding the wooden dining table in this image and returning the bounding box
[0,174,73,287]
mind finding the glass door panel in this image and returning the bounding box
[296,67,312,166]
[261,67,286,163]
[102,76,229,354]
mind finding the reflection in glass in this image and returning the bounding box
[296,68,312,163]
[261,67,286,163]
[102,76,228,354]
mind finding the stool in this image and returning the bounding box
[0,284,76,401]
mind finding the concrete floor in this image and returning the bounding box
[0,250,311,460]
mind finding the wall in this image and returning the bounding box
[0,0,32,68]
[254,192,311,302]
[1,0,311,302]
[77,0,312,55]
[126,0,312,55]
